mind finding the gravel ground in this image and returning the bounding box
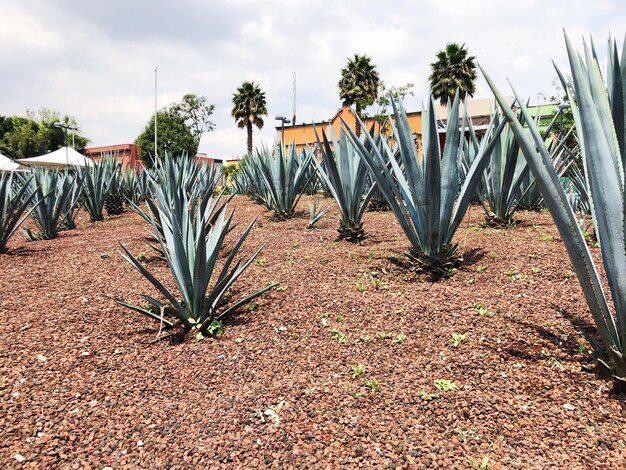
[1,196,625,469]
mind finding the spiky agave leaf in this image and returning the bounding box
[23,168,79,240]
[117,181,275,336]
[314,126,376,242]
[480,31,626,379]
[0,172,41,253]
[254,143,313,220]
[345,93,503,276]
[58,171,83,230]
[77,160,115,222]
[307,198,329,229]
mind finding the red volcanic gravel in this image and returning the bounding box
[1,196,625,468]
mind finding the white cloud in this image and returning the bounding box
[2,0,625,156]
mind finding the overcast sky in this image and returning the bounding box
[2,0,625,158]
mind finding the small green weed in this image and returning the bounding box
[434,379,457,391]
[394,333,408,344]
[448,333,466,348]
[375,331,391,341]
[468,456,489,470]
[331,329,347,344]
[473,303,492,318]
[364,377,380,393]
[351,364,366,378]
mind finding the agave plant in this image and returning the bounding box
[123,168,150,206]
[103,159,125,216]
[116,176,274,337]
[474,106,570,225]
[254,144,313,220]
[0,172,41,253]
[23,168,81,240]
[232,154,268,202]
[129,162,232,258]
[482,32,626,380]
[297,148,319,195]
[58,171,83,230]
[151,156,218,202]
[78,161,114,222]
[346,93,503,275]
[307,198,329,229]
[315,127,376,242]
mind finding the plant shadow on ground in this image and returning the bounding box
[460,248,486,267]
[2,245,49,257]
[492,316,595,366]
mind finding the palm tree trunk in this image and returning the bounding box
[355,104,362,137]
[247,122,253,154]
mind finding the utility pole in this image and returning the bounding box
[154,66,158,160]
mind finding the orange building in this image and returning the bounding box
[276,98,513,154]
[194,153,239,167]
[84,144,143,170]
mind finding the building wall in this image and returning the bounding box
[279,106,423,154]
[84,144,143,170]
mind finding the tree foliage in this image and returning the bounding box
[0,109,89,159]
[338,54,381,136]
[371,82,415,132]
[135,94,215,165]
[135,109,197,165]
[231,81,268,155]
[429,43,477,106]
[170,94,216,144]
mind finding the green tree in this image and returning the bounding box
[231,81,267,154]
[170,94,215,144]
[0,109,89,159]
[338,54,381,136]
[429,43,477,106]
[372,82,415,133]
[135,109,197,165]
[537,76,577,150]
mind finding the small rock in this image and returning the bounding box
[14,454,25,463]
[12,392,19,398]
[100,253,110,259]
[137,440,144,447]
[36,355,47,362]
[82,297,89,303]
[278,326,287,332]
[235,338,243,343]
[563,403,576,411]
[81,351,90,357]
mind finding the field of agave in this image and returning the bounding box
[1,34,626,467]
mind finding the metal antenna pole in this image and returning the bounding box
[292,71,296,125]
[154,66,158,160]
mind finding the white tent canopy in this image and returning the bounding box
[0,152,26,172]
[16,147,94,170]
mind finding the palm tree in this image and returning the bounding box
[429,43,477,106]
[231,81,268,154]
[338,54,381,136]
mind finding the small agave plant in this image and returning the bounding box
[254,144,313,220]
[307,198,328,229]
[314,127,376,242]
[346,93,502,276]
[77,161,115,222]
[23,168,82,240]
[116,174,275,338]
[482,32,626,381]
[0,172,41,254]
